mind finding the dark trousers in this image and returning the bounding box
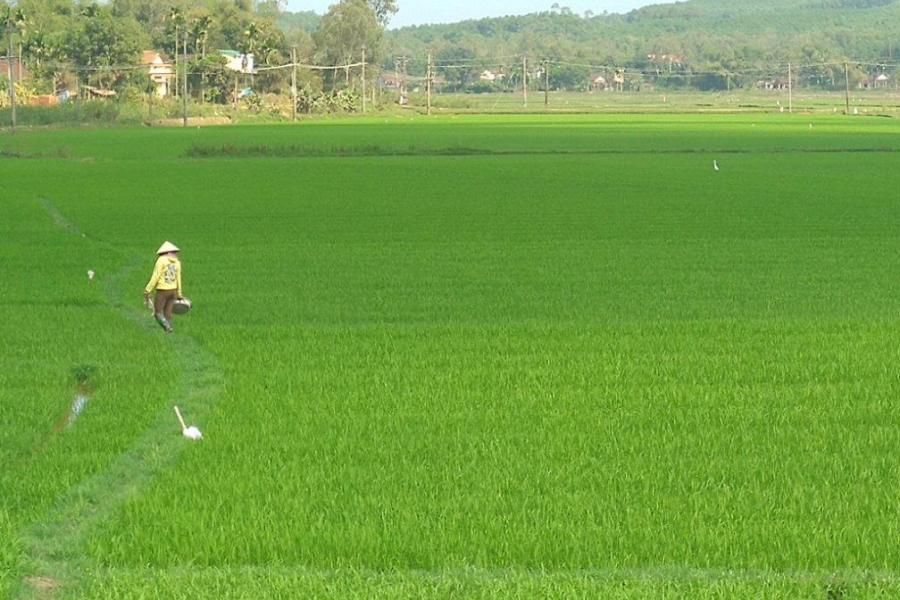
[155,289,178,322]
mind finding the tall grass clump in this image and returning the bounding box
[0,509,22,596]
[0,101,141,127]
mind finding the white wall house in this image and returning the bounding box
[221,50,255,74]
[141,51,175,97]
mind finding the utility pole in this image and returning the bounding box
[182,36,188,127]
[522,55,528,107]
[173,24,178,99]
[394,56,409,106]
[361,46,367,113]
[426,48,433,115]
[402,56,409,105]
[787,62,793,113]
[844,61,851,114]
[290,46,297,122]
[148,75,155,121]
[232,74,238,117]
[394,57,399,104]
[5,14,15,132]
[543,59,549,108]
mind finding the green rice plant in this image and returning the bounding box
[0,509,22,598]
[3,114,900,598]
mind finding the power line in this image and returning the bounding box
[256,60,365,73]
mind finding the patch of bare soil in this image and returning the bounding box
[25,575,61,598]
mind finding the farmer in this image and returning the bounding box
[144,241,183,333]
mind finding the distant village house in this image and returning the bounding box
[379,73,401,89]
[479,69,505,82]
[141,51,175,97]
[647,53,685,65]
[591,74,609,91]
[861,73,890,89]
[757,77,790,91]
[220,50,255,74]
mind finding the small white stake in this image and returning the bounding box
[174,406,203,440]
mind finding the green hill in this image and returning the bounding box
[385,0,900,87]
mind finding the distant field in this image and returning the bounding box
[419,89,900,115]
[3,87,899,129]
[3,114,900,598]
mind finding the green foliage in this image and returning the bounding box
[70,364,97,386]
[0,99,143,124]
[12,0,299,96]
[295,86,360,113]
[435,46,479,91]
[547,62,591,91]
[189,54,231,103]
[276,9,320,35]
[387,1,900,89]
[62,5,146,89]
[315,0,383,89]
[0,509,21,598]
[367,0,398,26]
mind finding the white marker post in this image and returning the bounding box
[174,406,203,440]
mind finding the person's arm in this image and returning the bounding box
[144,259,161,295]
[177,263,183,298]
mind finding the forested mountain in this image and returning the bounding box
[384,0,900,88]
[277,10,320,36]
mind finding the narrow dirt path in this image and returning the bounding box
[13,199,224,599]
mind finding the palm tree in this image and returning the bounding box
[189,15,213,103]
[24,30,47,69]
[12,8,25,82]
[190,15,212,59]
[242,21,259,56]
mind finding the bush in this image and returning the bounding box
[0,100,142,126]
[296,88,360,114]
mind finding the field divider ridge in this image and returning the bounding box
[184,144,900,159]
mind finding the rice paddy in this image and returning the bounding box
[3,114,900,598]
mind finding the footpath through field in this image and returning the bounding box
[7,200,223,599]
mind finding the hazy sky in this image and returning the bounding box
[286,1,660,28]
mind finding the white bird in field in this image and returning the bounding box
[87,269,95,281]
[713,160,720,171]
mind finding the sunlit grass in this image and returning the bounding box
[4,114,900,598]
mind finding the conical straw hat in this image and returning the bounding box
[157,241,180,255]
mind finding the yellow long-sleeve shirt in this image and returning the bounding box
[145,256,182,296]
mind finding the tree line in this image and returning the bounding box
[1,0,394,106]
[3,0,899,108]
[386,0,900,92]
